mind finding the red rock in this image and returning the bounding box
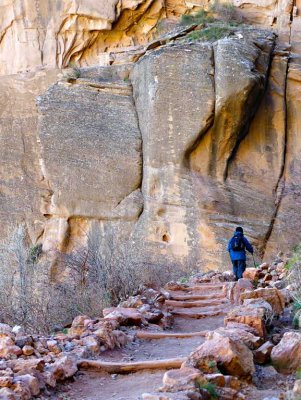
[243,268,259,281]
[12,380,31,400]
[112,330,128,348]
[225,305,267,338]
[253,341,274,364]
[208,327,262,349]
[21,346,34,356]
[164,282,189,291]
[103,307,147,326]
[14,375,40,396]
[205,373,225,387]
[226,279,253,305]
[0,376,13,388]
[7,359,45,374]
[185,334,255,378]
[161,366,206,392]
[47,355,78,380]
[271,331,301,373]
[240,287,285,315]
[81,335,100,355]
[69,315,90,335]
[0,338,22,359]
[0,388,17,399]
[46,340,62,354]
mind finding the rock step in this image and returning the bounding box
[78,357,186,374]
[136,331,208,340]
[179,284,225,292]
[169,293,226,301]
[165,299,228,308]
[171,308,227,319]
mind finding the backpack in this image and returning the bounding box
[230,235,245,251]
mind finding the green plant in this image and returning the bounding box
[197,382,219,398]
[178,276,189,284]
[181,9,214,26]
[187,26,232,42]
[27,243,42,264]
[296,367,301,380]
[207,360,217,369]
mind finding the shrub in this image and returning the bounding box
[27,243,42,264]
[209,0,241,23]
[187,26,232,42]
[196,382,219,398]
[0,224,186,334]
[66,62,81,79]
[181,9,214,26]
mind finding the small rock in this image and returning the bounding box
[253,341,274,364]
[22,346,34,357]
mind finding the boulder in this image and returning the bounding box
[47,356,78,380]
[47,340,62,354]
[225,305,267,338]
[226,279,254,305]
[253,341,274,364]
[103,307,147,326]
[293,380,301,398]
[161,366,206,393]
[7,359,45,374]
[15,337,33,349]
[242,299,273,322]
[11,380,31,400]
[92,320,121,350]
[204,373,225,387]
[243,268,259,281]
[0,338,22,360]
[165,282,189,292]
[112,330,128,348]
[69,315,90,336]
[0,388,17,400]
[224,322,259,336]
[14,375,40,396]
[81,336,100,355]
[0,376,13,389]
[207,327,262,350]
[184,334,255,378]
[21,346,34,357]
[271,331,301,373]
[240,288,285,315]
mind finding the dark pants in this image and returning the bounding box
[232,260,246,280]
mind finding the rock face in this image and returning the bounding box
[1,0,301,273]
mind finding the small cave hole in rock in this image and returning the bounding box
[162,233,170,243]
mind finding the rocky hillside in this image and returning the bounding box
[1,0,301,272]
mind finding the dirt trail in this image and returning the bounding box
[55,282,290,400]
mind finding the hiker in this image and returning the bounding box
[228,226,253,280]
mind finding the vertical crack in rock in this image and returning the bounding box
[262,2,295,257]
[224,37,276,182]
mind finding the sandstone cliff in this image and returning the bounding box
[1,0,301,273]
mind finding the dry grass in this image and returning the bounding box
[0,224,185,334]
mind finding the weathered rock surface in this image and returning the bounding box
[271,331,301,374]
[184,334,255,378]
[1,0,301,274]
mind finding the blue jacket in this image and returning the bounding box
[228,232,253,261]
